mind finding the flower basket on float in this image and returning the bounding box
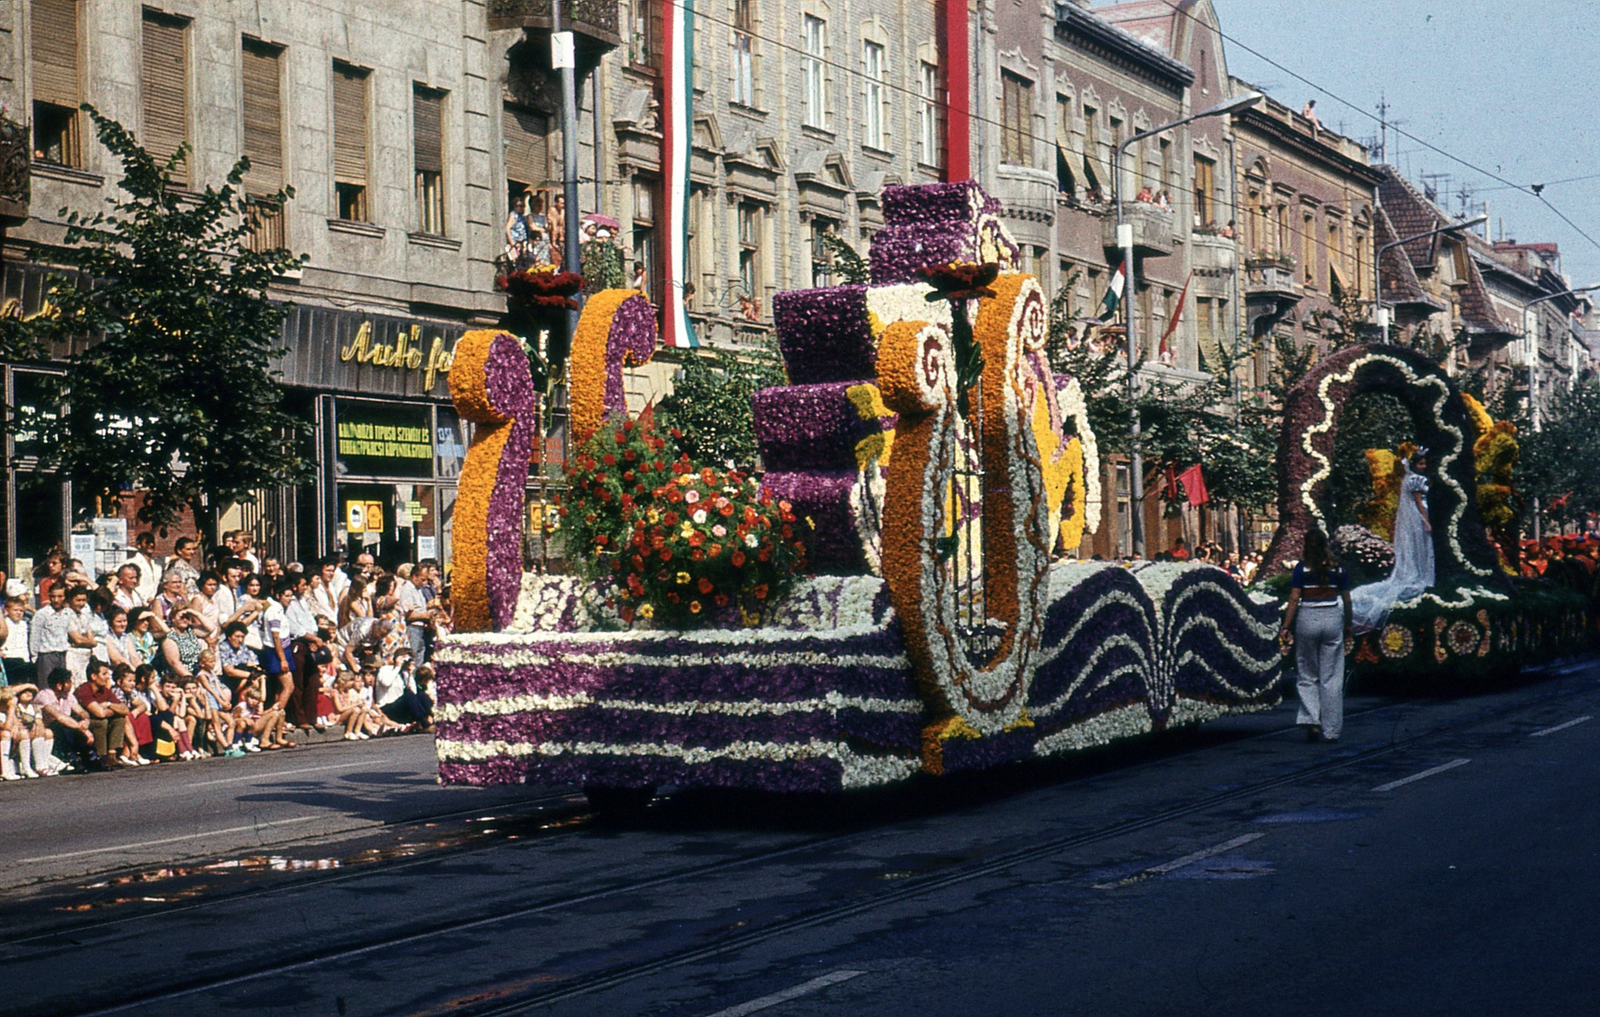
[430,183,1285,802]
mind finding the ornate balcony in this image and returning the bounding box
[1244,255,1302,337]
[1102,201,1175,258]
[1189,233,1236,276]
[488,0,620,60]
[0,112,29,220]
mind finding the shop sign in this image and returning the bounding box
[335,401,434,480]
[339,322,458,392]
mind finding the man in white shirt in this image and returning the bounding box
[128,532,162,604]
[231,530,263,573]
[396,565,431,662]
[29,584,72,683]
[285,574,320,641]
[1,595,33,686]
[112,563,146,612]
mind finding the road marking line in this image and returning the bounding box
[15,815,330,864]
[1373,758,1471,792]
[1093,833,1264,890]
[1530,715,1592,738]
[705,970,867,1017]
[188,763,358,787]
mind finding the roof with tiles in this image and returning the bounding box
[1376,166,1449,268]
[1374,205,1438,309]
[1092,0,1180,52]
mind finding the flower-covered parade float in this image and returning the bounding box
[431,183,1283,801]
[1261,344,1590,681]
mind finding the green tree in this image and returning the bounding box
[1519,378,1600,529]
[2,106,312,533]
[659,340,786,470]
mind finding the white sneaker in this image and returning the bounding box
[357,732,370,740]
[2,772,21,781]
[344,732,360,741]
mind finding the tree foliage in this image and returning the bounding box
[1046,284,1276,514]
[658,340,786,470]
[2,106,312,530]
[1519,378,1600,527]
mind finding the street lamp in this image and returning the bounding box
[1113,91,1261,557]
[1373,214,1488,332]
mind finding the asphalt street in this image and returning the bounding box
[4,662,1598,1017]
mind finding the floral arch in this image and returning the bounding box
[1263,344,1504,585]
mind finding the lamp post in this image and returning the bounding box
[1373,214,1488,334]
[1114,91,1261,557]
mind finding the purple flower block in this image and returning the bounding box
[761,470,867,574]
[881,181,991,225]
[771,286,874,384]
[868,229,972,286]
[753,382,884,473]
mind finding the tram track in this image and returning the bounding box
[47,659,1599,1017]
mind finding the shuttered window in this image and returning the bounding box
[31,0,82,166]
[502,103,548,192]
[413,86,444,235]
[332,61,368,221]
[241,40,283,194]
[141,11,189,187]
[33,0,80,106]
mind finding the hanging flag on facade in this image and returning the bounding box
[1176,463,1210,506]
[659,0,699,349]
[1095,258,1127,323]
[1157,270,1194,365]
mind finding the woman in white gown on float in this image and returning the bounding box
[1351,449,1435,632]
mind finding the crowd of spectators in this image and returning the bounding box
[0,530,445,778]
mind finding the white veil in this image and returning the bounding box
[1349,453,1436,632]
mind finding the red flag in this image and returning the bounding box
[1176,463,1209,506]
[1157,270,1194,364]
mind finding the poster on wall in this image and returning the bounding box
[346,502,366,534]
[334,401,435,480]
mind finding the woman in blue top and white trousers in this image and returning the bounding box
[1280,529,1353,742]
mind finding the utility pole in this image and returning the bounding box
[1375,94,1389,163]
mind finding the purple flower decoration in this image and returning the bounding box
[771,286,874,384]
[752,382,885,473]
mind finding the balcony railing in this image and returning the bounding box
[0,111,30,220]
[488,0,620,46]
[1244,256,1300,300]
[1102,202,1175,257]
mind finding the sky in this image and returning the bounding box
[1212,0,1600,285]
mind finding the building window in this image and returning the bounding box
[1081,105,1101,198]
[633,176,657,301]
[1354,229,1368,298]
[1054,94,1075,197]
[738,201,764,317]
[1193,155,1215,229]
[732,0,756,105]
[803,15,828,129]
[629,0,658,69]
[141,10,190,188]
[1303,212,1316,283]
[1109,115,1125,196]
[241,39,285,251]
[919,61,940,167]
[1159,138,1173,201]
[862,41,886,150]
[1327,218,1343,293]
[1276,203,1290,255]
[503,103,549,203]
[413,86,445,235]
[32,0,81,167]
[1000,70,1031,165]
[810,219,836,288]
[332,61,369,222]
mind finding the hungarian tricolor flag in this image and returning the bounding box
[659,0,699,348]
[1095,259,1127,323]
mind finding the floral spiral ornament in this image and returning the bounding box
[570,289,657,444]
[877,276,1052,753]
[449,330,537,632]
